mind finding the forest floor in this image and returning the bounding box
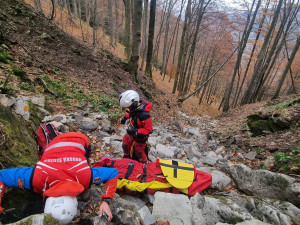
[0,0,299,177]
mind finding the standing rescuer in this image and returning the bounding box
[0,132,118,224]
[119,90,153,164]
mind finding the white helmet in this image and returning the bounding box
[119,90,140,108]
[44,196,78,225]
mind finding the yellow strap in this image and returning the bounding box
[130,140,134,158]
[117,179,188,194]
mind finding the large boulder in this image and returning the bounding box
[191,193,300,225]
[231,164,300,208]
[152,192,193,225]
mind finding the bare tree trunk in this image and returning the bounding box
[92,0,97,47]
[145,0,157,78]
[127,0,143,82]
[196,46,209,92]
[163,0,184,81]
[273,35,300,99]
[233,1,270,107]
[172,0,191,94]
[161,0,176,75]
[73,0,78,17]
[153,0,168,66]
[77,0,85,41]
[241,0,284,105]
[168,0,185,82]
[63,0,71,14]
[84,0,91,24]
[199,57,213,104]
[108,0,114,47]
[124,0,132,58]
[255,0,298,100]
[284,41,297,94]
[182,0,208,95]
[140,0,149,71]
[114,0,120,46]
[222,0,261,112]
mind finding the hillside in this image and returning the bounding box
[213,95,300,176]
[0,0,182,124]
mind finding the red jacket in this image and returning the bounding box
[31,132,92,194]
[125,100,153,136]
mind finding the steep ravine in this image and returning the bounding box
[0,94,299,225]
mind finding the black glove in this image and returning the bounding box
[127,128,137,136]
[121,117,127,124]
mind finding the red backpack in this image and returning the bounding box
[35,123,60,158]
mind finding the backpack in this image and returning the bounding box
[35,123,60,158]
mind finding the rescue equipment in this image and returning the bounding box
[93,158,212,196]
[35,123,60,158]
[159,159,195,189]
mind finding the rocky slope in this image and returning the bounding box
[0,95,299,225]
[213,94,300,176]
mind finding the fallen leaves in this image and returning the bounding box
[224,185,237,191]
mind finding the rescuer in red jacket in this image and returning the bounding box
[119,90,153,163]
[0,132,118,224]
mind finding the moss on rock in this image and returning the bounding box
[28,100,44,127]
[247,113,291,136]
[247,114,271,136]
[44,214,60,225]
[35,75,65,97]
[0,104,38,168]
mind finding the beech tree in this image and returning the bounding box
[232,0,270,107]
[273,35,300,99]
[124,0,132,58]
[140,0,149,71]
[145,0,157,78]
[172,0,192,94]
[163,0,185,81]
[108,0,114,47]
[241,0,284,104]
[127,0,143,82]
[222,0,261,112]
[160,0,177,76]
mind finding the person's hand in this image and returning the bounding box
[99,201,112,222]
[126,128,137,136]
[121,117,127,125]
